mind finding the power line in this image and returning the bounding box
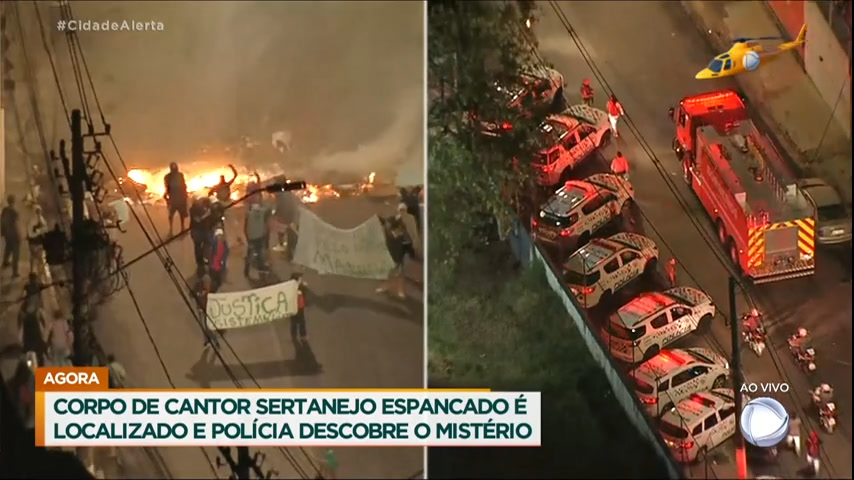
[541,2,836,474]
[57,4,318,477]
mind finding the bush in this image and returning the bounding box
[428,242,670,479]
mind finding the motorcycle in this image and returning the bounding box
[741,312,766,356]
[788,330,817,372]
[820,403,837,434]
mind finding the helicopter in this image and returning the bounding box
[695,24,806,80]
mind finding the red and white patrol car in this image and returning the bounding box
[561,232,659,309]
[630,348,730,417]
[535,104,612,186]
[600,287,716,363]
[533,174,634,249]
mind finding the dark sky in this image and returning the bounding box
[25,1,423,183]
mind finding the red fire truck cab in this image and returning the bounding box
[669,90,816,283]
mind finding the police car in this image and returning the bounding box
[600,287,716,363]
[479,66,567,136]
[629,347,730,417]
[659,389,746,463]
[535,104,612,186]
[533,174,634,249]
[561,232,659,308]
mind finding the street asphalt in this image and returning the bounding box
[92,195,423,479]
[534,1,852,478]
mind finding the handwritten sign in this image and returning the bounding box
[293,208,395,280]
[205,280,299,330]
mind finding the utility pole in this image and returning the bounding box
[67,108,91,367]
[729,276,748,479]
[216,446,275,480]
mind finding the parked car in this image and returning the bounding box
[798,177,852,245]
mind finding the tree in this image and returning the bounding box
[428,1,553,264]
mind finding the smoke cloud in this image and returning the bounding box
[47,1,424,183]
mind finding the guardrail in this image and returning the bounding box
[506,220,682,479]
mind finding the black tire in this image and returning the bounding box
[728,239,740,267]
[713,375,727,388]
[643,345,660,362]
[599,129,612,147]
[682,159,693,185]
[696,314,712,335]
[696,447,708,464]
[644,257,659,278]
[597,290,613,309]
[717,219,727,245]
[672,137,684,160]
[551,88,566,113]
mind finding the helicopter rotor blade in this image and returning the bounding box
[733,35,785,43]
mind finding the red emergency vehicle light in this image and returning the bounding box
[656,350,686,365]
[680,90,743,114]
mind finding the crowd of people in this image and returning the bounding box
[162,163,422,345]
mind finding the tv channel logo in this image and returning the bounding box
[740,397,789,447]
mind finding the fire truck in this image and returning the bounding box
[669,90,816,283]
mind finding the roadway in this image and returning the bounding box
[92,194,423,479]
[534,2,852,478]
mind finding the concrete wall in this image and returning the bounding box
[804,2,852,138]
[507,220,682,479]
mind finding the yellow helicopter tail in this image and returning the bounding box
[780,24,807,50]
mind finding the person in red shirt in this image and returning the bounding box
[806,430,821,475]
[610,151,630,181]
[666,258,677,287]
[291,273,308,343]
[606,94,625,137]
[580,78,594,106]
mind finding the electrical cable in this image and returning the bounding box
[8,1,67,233]
[58,5,318,477]
[32,1,70,129]
[542,2,837,473]
[120,268,221,479]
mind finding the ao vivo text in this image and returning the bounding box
[740,382,790,393]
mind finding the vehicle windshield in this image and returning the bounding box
[540,120,569,146]
[632,376,654,395]
[608,319,646,341]
[707,59,724,73]
[535,152,552,166]
[563,269,594,286]
[659,420,690,440]
[818,204,848,222]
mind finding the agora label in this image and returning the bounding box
[44,372,102,385]
[36,367,110,391]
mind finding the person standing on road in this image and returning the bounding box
[244,202,272,278]
[27,205,48,274]
[606,94,625,137]
[190,195,213,274]
[19,303,47,366]
[1,194,22,278]
[786,412,802,456]
[806,431,821,476]
[208,227,230,292]
[610,151,630,182]
[163,163,189,237]
[580,78,595,106]
[291,273,308,343]
[666,258,677,287]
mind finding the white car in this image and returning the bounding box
[533,174,635,249]
[534,105,612,185]
[659,389,746,463]
[629,347,730,417]
[798,177,852,245]
[562,232,659,308]
[600,287,716,363]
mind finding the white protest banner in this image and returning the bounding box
[205,280,298,330]
[294,208,395,280]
